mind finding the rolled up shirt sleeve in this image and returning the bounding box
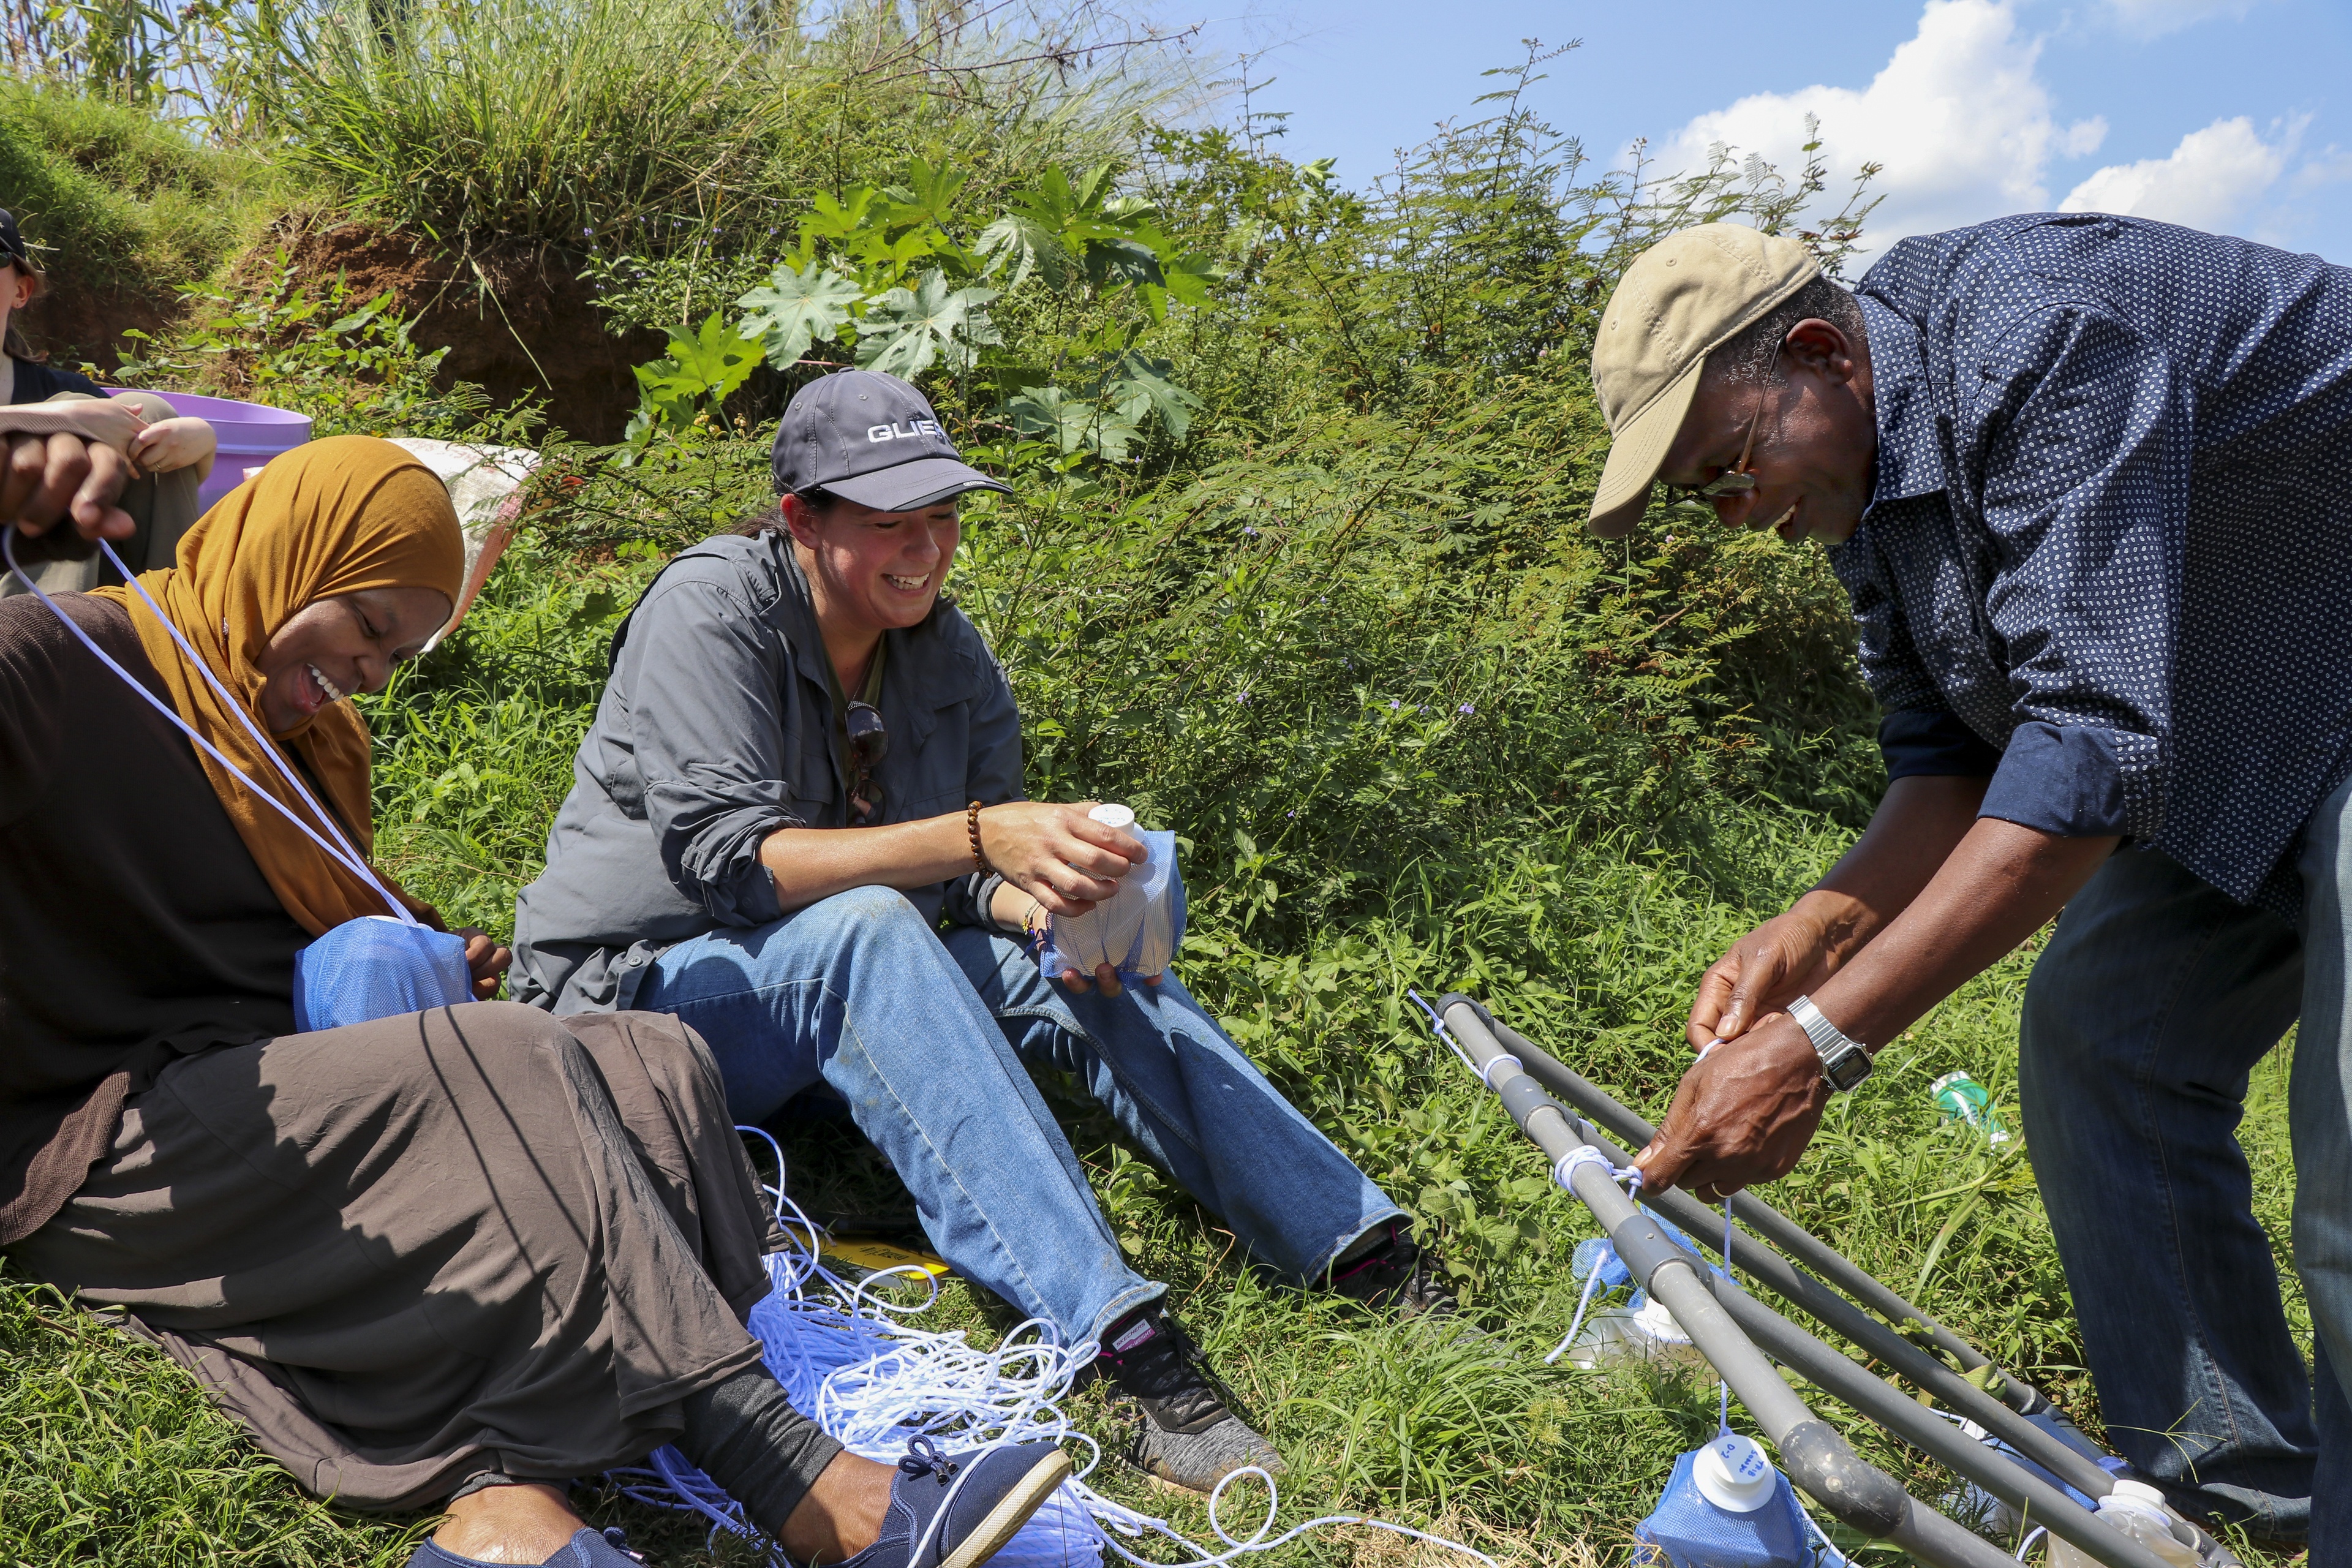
[1880,707,2002,780]
[1968,306,2188,841]
[622,574,804,926]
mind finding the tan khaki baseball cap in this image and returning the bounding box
[1587,224,1820,537]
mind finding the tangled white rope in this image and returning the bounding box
[609,1127,1498,1568]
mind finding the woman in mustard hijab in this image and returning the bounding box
[0,435,1067,1568]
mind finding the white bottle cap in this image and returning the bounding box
[2106,1479,2168,1510]
[1692,1433,1777,1513]
[1088,803,1136,829]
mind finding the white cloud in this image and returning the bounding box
[2059,116,2291,233]
[2101,0,2254,40]
[1654,0,2108,250]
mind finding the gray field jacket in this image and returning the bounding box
[510,529,1023,1014]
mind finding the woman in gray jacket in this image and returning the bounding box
[513,370,1448,1493]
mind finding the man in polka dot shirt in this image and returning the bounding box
[1583,217,2352,1548]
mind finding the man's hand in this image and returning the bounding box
[458,927,513,1000]
[2,432,135,550]
[1687,907,1840,1050]
[978,800,1144,917]
[1635,1017,1830,1201]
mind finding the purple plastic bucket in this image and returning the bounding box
[108,389,313,514]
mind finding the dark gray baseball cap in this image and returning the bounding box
[771,369,1013,511]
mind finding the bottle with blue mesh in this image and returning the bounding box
[1629,1432,1834,1567]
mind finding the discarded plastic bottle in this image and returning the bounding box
[1931,1070,2012,1145]
[1630,1432,1825,1567]
[2046,1480,2200,1567]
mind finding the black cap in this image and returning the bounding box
[0,210,34,274]
[771,369,1014,511]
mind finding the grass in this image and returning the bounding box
[0,83,290,299]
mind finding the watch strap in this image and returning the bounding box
[1789,994,1874,1092]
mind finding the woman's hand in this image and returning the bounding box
[457,927,512,1000]
[1686,905,1841,1050]
[47,397,149,454]
[976,801,1143,916]
[129,416,216,479]
[1055,961,1160,998]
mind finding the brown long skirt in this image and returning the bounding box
[7,1003,782,1512]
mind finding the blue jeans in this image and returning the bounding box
[634,886,1404,1347]
[2021,774,2352,1546]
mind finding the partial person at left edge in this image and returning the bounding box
[0,205,218,597]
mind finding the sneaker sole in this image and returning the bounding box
[935,1447,1075,1568]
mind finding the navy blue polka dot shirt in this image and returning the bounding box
[1829,213,2352,916]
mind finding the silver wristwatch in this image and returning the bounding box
[1788,995,1874,1093]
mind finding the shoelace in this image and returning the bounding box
[1101,1317,1227,1427]
[898,1432,959,1483]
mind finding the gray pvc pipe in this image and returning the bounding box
[1440,1000,2029,1568]
[1461,1003,2136,1493]
[1476,1001,2014,1394]
[1560,1100,2128,1507]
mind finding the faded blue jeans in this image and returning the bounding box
[2020,774,2352,1547]
[635,886,1404,1348]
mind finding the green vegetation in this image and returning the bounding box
[0,25,2305,1568]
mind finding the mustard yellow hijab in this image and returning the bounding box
[91,435,464,935]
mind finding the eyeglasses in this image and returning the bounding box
[845,699,887,826]
[1666,394,1766,511]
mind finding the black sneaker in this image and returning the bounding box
[1324,1223,1458,1318]
[1093,1306,1284,1492]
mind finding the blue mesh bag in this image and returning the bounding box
[1632,1440,1823,1568]
[293,916,475,1032]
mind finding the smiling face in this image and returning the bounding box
[1656,317,1880,546]
[785,490,962,642]
[254,586,453,735]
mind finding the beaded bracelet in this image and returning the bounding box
[967,800,992,874]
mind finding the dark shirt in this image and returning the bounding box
[6,356,104,403]
[1830,213,2352,914]
[0,594,307,1245]
[510,531,1023,1014]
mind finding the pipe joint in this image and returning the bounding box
[1779,1420,1908,1539]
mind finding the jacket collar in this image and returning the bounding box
[1858,293,1948,510]
[769,532,977,751]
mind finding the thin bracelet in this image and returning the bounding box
[967,801,992,874]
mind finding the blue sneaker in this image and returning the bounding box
[410,1525,643,1567]
[840,1436,1074,1568]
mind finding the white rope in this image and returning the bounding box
[609,1128,1498,1568]
[1480,1054,1523,1090]
[1553,1142,1643,1197]
[1543,1264,1611,1366]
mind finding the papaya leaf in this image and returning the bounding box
[736,262,862,368]
[976,211,1076,290]
[855,270,1001,379]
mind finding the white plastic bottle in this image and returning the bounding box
[2047,1479,2200,1567]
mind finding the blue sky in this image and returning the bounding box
[1182,0,2352,264]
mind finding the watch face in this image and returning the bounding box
[1826,1045,1872,1091]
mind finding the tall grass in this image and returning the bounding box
[0,81,284,294]
[239,0,793,249]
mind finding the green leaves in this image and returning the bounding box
[622,156,1208,472]
[624,312,761,450]
[852,269,1000,378]
[735,260,861,367]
